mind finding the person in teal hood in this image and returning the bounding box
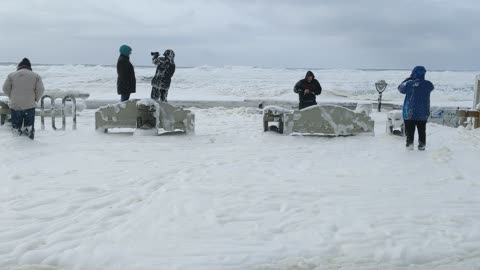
[398,66,434,150]
[117,45,136,101]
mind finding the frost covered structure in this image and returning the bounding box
[456,109,480,129]
[0,90,88,126]
[354,102,373,116]
[264,105,374,136]
[263,106,293,133]
[429,108,462,128]
[386,110,404,136]
[39,90,88,115]
[0,98,10,125]
[95,99,194,134]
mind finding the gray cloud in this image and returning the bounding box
[0,0,479,69]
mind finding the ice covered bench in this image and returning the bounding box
[456,109,480,129]
[387,107,479,131]
[388,108,463,134]
[386,110,404,136]
[263,106,293,133]
[0,98,10,125]
[354,102,373,116]
[95,99,195,134]
[428,108,463,128]
[264,104,374,136]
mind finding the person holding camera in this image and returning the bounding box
[117,45,136,102]
[398,66,434,151]
[150,49,176,102]
[293,70,322,109]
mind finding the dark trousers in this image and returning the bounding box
[404,120,427,146]
[299,101,317,110]
[11,108,36,139]
[151,87,168,102]
[121,93,131,102]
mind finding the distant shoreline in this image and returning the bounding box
[1,62,480,72]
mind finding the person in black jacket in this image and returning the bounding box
[151,49,176,102]
[293,71,322,109]
[117,45,136,102]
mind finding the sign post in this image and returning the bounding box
[375,80,388,112]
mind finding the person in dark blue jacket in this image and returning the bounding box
[398,66,434,150]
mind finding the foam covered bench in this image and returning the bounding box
[0,98,10,125]
[264,104,374,136]
[386,110,404,136]
[95,99,195,134]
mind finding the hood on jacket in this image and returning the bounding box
[17,58,32,71]
[305,71,315,82]
[119,45,132,57]
[411,66,426,80]
[163,49,175,63]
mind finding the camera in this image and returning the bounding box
[151,52,159,56]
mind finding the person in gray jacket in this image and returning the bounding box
[2,58,45,139]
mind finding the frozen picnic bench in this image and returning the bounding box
[263,104,374,136]
[95,99,195,135]
[386,110,404,136]
[0,97,9,125]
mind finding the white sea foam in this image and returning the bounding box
[1,64,477,105]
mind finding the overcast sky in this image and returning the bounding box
[0,0,479,69]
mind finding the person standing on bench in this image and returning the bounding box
[150,49,176,102]
[117,45,136,102]
[398,66,434,151]
[294,70,322,109]
[2,58,45,139]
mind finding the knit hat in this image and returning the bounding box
[17,58,32,70]
[119,45,132,56]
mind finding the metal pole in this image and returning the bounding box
[378,93,382,112]
[61,95,77,130]
[51,98,57,130]
[40,95,55,130]
[375,80,387,113]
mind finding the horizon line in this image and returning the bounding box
[0,62,479,72]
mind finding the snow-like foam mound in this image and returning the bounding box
[1,64,477,105]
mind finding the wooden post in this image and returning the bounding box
[474,75,480,109]
[467,110,480,129]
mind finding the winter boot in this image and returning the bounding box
[22,126,34,140]
[406,143,414,150]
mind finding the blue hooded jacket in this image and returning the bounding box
[398,66,434,121]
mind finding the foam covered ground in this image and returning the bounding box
[1,108,480,270]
